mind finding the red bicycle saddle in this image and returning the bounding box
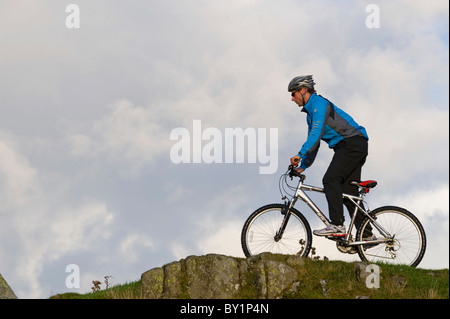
[358,180,378,188]
[351,180,377,193]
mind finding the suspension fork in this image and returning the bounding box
[274,197,297,241]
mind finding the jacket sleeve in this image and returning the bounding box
[298,101,332,170]
[299,144,319,170]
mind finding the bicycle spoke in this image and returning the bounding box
[357,207,426,267]
[242,205,311,257]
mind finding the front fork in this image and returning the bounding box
[274,198,297,241]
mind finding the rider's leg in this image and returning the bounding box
[322,136,368,228]
[343,165,373,238]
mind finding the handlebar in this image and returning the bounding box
[288,165,306,182]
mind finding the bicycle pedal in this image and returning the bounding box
[327,233,346,238]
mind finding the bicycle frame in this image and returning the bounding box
[283,175,392,246]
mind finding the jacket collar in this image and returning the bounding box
[301,93,317,113]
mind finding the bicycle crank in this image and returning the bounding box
[336,242,357,254]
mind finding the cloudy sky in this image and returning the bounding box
[0,0,448,298]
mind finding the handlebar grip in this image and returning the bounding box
[288,166,306,181]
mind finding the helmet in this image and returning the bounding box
[288,75,315,92]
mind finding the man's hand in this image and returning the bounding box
[290,155,301,167]
[294,167,304,173]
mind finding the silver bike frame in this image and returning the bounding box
[289,177,392,246]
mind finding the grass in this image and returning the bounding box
[282,258,449,299]
[50,281,142,299]
[49,258,449,299]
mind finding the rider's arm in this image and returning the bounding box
[298,100,332,170]
[299,146,319,170]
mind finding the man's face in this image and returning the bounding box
[291,90,304,107]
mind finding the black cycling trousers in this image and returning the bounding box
[322,136,368,227]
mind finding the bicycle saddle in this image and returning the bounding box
[357,180,377,188]
[351,180,377,193]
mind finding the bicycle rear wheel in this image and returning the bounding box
[356,206,426,267]
[241,203,312,258]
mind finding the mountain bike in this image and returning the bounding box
[241,166,427,267]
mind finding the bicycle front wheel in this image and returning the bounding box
[356,206,426,267]
[241,203,312,258]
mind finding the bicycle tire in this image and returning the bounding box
[356,206,426,267]
[241,203,313,258]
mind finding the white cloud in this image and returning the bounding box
[15,202,115,298]
[193,185,250,257]
[49,202,115,257]
[385,185,449,218]
[69,134,93,157]
[386,185,449,269]
[0,133,39,210]
[171,243,191,261]
[69,99,172,176]
[197,219,245,257]
[378,0,449,32]
[119,233,156,263]
[0,131,117,298]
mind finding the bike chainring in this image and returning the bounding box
[336,241,357,254]
[330,234,357,254]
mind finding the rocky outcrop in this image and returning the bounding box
[0,273,17,299]
[141,253,305,299]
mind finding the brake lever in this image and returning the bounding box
[288,165,306,181]
[288,165,295,179]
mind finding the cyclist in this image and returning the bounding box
[288,75,370,237]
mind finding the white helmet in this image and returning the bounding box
[288,75,315,92]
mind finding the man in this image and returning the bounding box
[288,75,369,236]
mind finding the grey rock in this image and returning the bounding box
[141,253,300,299]
[0,273,17,299]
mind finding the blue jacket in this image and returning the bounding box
[298,93,368,170]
